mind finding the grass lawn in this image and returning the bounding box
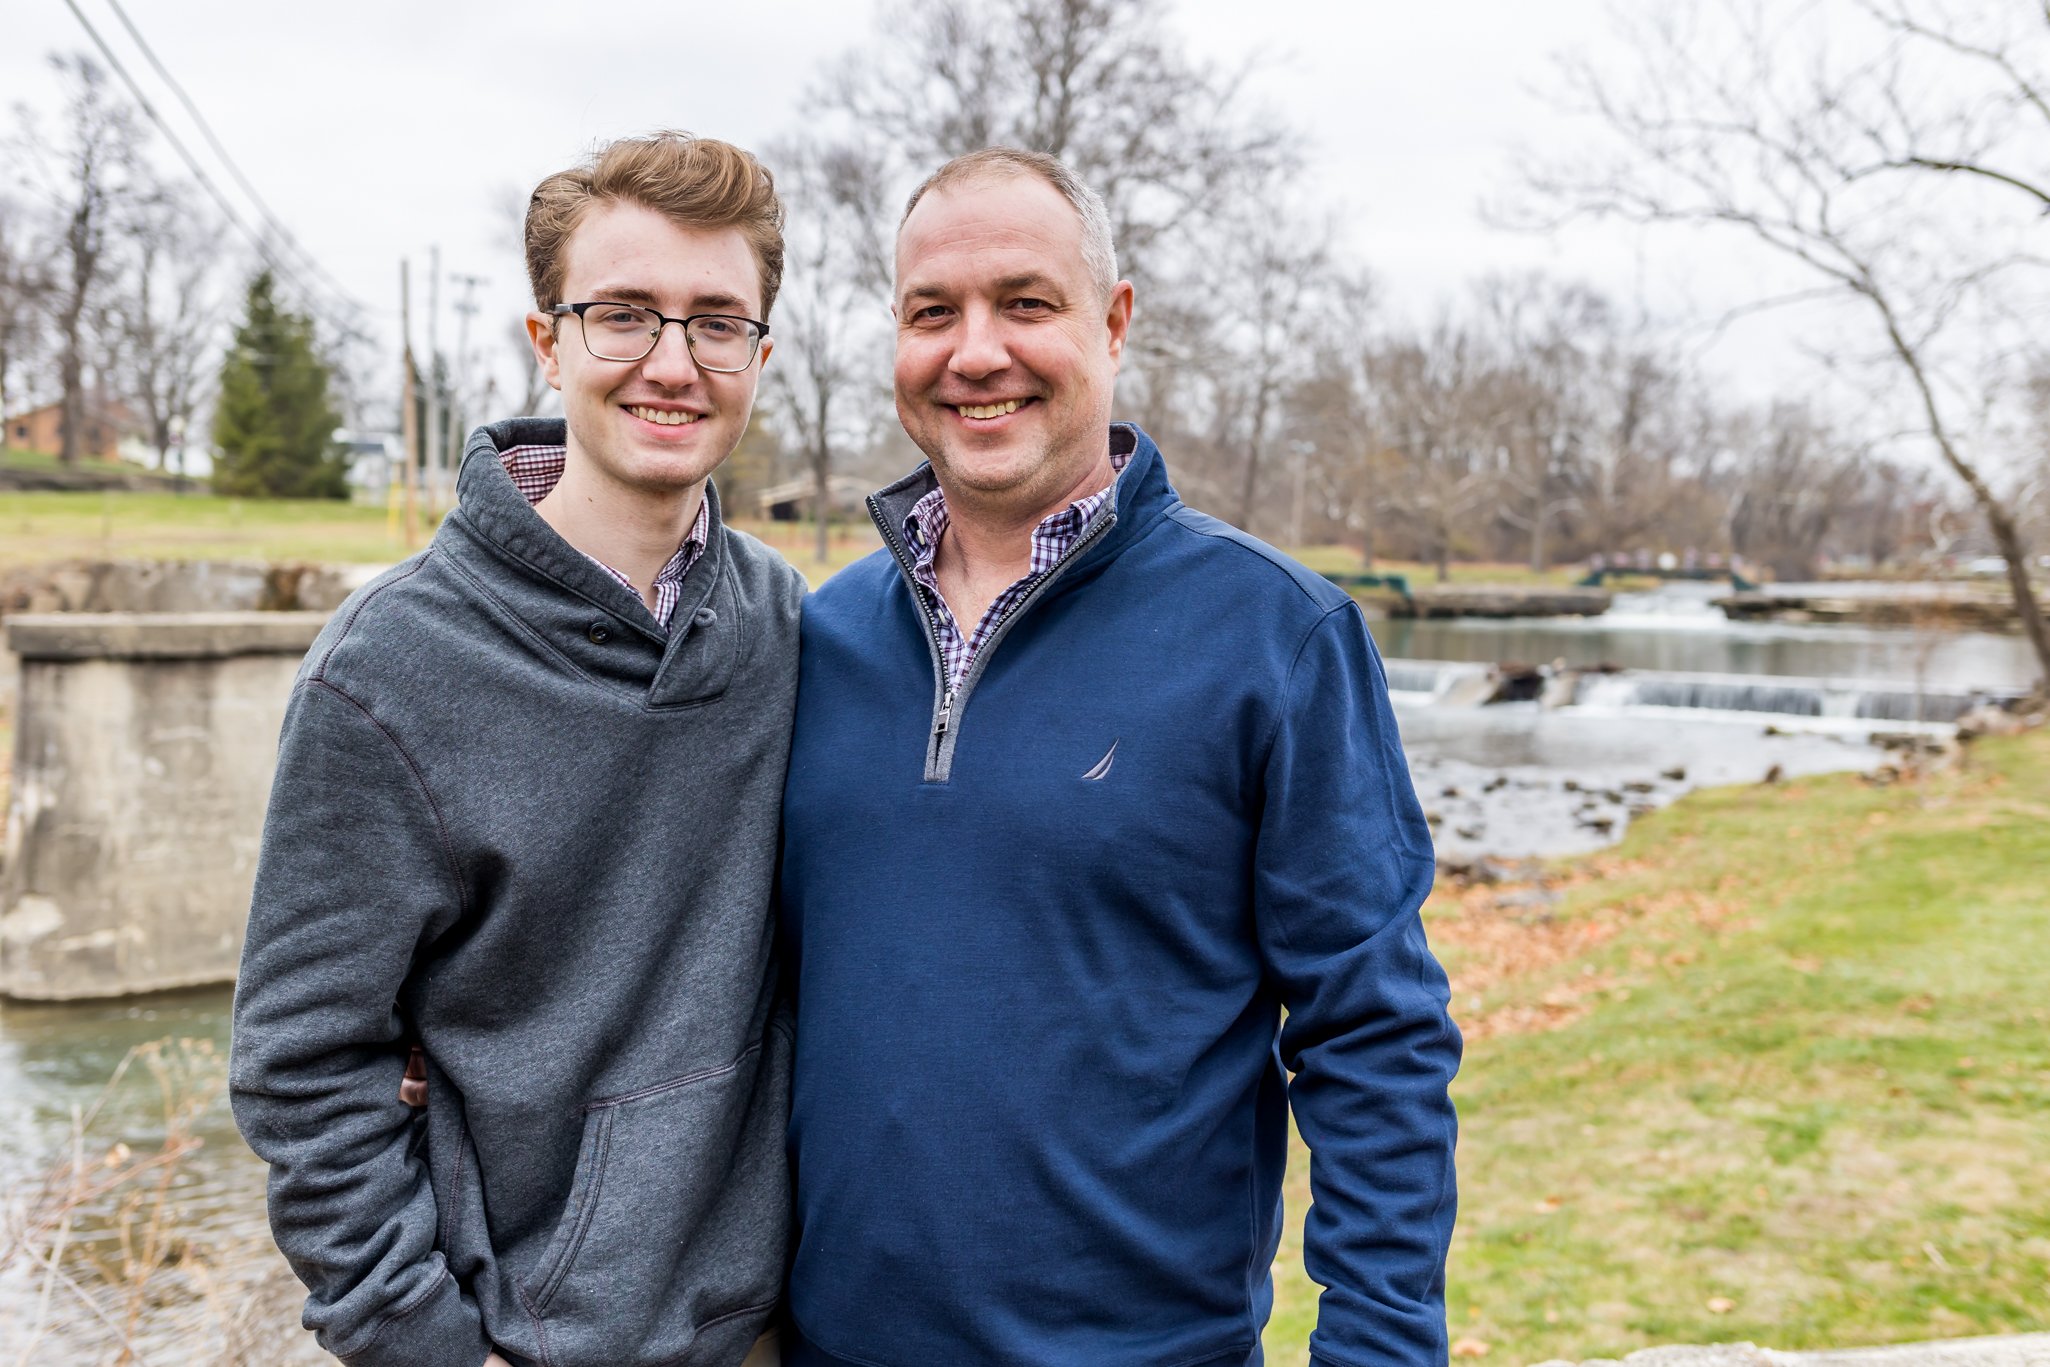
[0,487,882,585]
[1285,545,1586,588]
[0,488,406,567]
[1265,729,2050,1363]
[3,485,1599,591]
[4,445,132,474]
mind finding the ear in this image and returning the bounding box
[527,311,565,391]
[1103,281,1135,372]
[756,336,774,373]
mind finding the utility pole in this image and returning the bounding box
[1289,439,1309,549]
[451,272,486,465]
[426,245,443,511]
[401,260,421,549]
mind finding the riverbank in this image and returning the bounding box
[1718,588,2039,633]
[1264,725,2050,1363]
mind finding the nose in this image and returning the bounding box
[947,305,1010,381]
[639,319,701,387]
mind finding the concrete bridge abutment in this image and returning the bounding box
[1,612,327,1001]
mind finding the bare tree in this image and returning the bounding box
[1371,320,1506,582]
[1474,275,1608,572]
[1570,342,1716,563]
[111,179,225,474]
[17,54,147,466]
[1289,270,1387,566]
[764,134,896,563]
[1204,203,1333,534]
[0,195,54,431]
[1723,402,1869,580]
[812,0,1294,289]
[1525,0,2050,682]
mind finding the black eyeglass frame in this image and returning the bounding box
[547,301,770,372]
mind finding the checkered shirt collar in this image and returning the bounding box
[902,441,1132,568]
[498,442,708,631]
[902,438,1133,691]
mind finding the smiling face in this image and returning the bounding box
[893,172,1134,521]
[527,199,771,497]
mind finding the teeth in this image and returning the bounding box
[628,405,701,426]
[957,400,1021,420]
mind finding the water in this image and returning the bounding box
[1370,582,2037,691]
[1395,701,1904,862]
[1374,582,2031,862]
[0,990,318,1362]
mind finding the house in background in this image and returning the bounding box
[4,399,151,464]
[338,429,404,503]
[757,473,873,522]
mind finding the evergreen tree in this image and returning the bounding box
[211,271,348,498]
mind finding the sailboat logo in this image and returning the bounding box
[1082,739,1119,781]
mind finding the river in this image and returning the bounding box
[0,583,2038,1359]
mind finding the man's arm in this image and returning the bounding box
[1253,602,1461,1367]
[229,679,494,1367]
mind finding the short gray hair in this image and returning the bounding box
[900,147,1118,301]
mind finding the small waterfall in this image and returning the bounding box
[1384,659,1493,702]
[1572,669,2010,723]
[1600,581,1728,628]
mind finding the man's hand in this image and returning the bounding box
[484,1355,514,1367]
[400,1044,428,1107]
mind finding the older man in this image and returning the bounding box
[778,148,1461,1366]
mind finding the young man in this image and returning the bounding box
[230,133,802,1367]
[778,150,1461,1366]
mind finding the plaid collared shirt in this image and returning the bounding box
[500,443,708,631]
[904,439,1132,694]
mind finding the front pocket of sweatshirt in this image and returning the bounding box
[518,1030,791,1364]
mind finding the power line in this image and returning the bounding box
[99,0,365,314]
[55,0,359,335]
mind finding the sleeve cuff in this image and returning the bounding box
[332,1269,492,1367]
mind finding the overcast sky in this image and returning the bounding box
[2,0,1831,423]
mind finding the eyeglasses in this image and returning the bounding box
[548,302,769,372]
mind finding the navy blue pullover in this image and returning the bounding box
[779,426,1461,1367]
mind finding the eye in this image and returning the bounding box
[593,307,649,328]
[909,304,953,323]
[1011,297,1052,314]
[696,317,742,338]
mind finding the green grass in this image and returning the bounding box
[1285,545,1586,588]
[1265,730,2050,1363]
[3,485,1606,593]
[5,445,81,472]
[0,487,883,583]
[0,488,407,567]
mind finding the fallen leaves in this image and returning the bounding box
[1707,1296,1737,1314]
[1452,1337,1492,1357]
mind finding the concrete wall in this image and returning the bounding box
[0,560,381,713]
[1,612,328,1001]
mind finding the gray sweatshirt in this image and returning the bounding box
[230,418,805,1367]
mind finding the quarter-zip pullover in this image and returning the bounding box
[780,423,1461,1367]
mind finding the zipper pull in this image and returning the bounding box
[935,691,954,735]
